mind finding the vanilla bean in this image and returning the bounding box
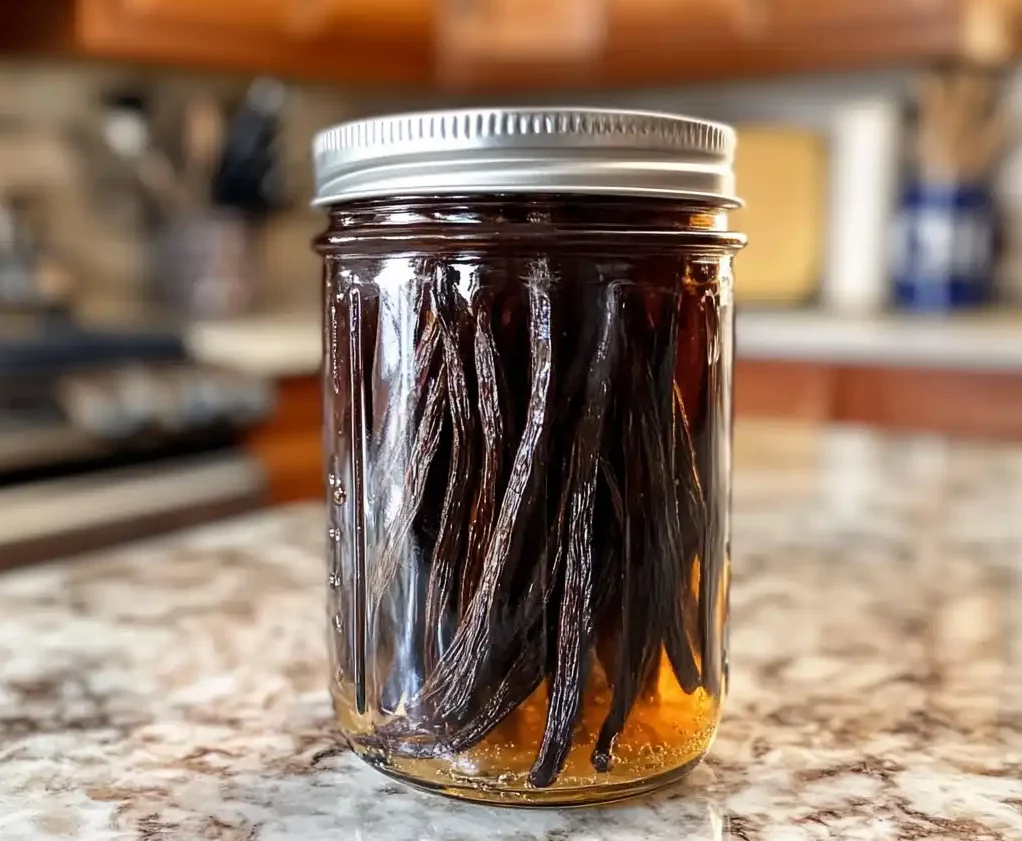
[443,629,547,754]
[674,383,707,667]
[459,292,505,615]
[370,366,447,608]
[696,294,725,698]
[654,292,705,667]
[415,272,555,723]
[650,297,703,695]
[592,414,661,772]
[530,286,619,788]
[423,270,476,672]
[645,378,702,696]
[370,310,440,493]
[603,295,690,705]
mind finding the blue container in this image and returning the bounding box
[891,182,995,311]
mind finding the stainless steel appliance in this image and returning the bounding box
[0,311,271,566]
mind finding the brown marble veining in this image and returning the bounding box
[0,422,1020,840]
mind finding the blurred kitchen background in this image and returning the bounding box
[2,0,1022,565]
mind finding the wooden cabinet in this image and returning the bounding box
[111,0,306,35]
[736,359,837,424]
[836,365,1022,440]
[111,0,431,41]
[736,358,1022,441]
[600,0,1012,86]
[765,0,1014,66]
[2,0,1016,89]
[25,0,433,84]
[245,375,324,504]
[607,0,756,36]
[769,0,946,27]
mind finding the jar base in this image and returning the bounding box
[353,747,707,808]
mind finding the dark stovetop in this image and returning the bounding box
[0,321,186,378]
[0,315,269,481]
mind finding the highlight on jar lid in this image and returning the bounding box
[311,107,738,206]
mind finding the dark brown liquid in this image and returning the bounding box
[319,196,737,804]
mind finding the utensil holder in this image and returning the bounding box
[891,181,995,311]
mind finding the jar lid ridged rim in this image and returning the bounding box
[311,107,739,207]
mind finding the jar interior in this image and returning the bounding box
[321,196,738,804]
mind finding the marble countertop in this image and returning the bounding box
[2,422,1021,840]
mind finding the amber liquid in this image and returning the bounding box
[334,646,721,804]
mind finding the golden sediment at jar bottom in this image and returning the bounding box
[333,649,722,806]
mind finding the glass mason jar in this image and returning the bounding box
[313,108,745,806]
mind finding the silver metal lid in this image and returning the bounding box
[312,107,738,207]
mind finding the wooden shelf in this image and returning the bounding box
[736,358,1022,441]
[1,0,1016,90]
